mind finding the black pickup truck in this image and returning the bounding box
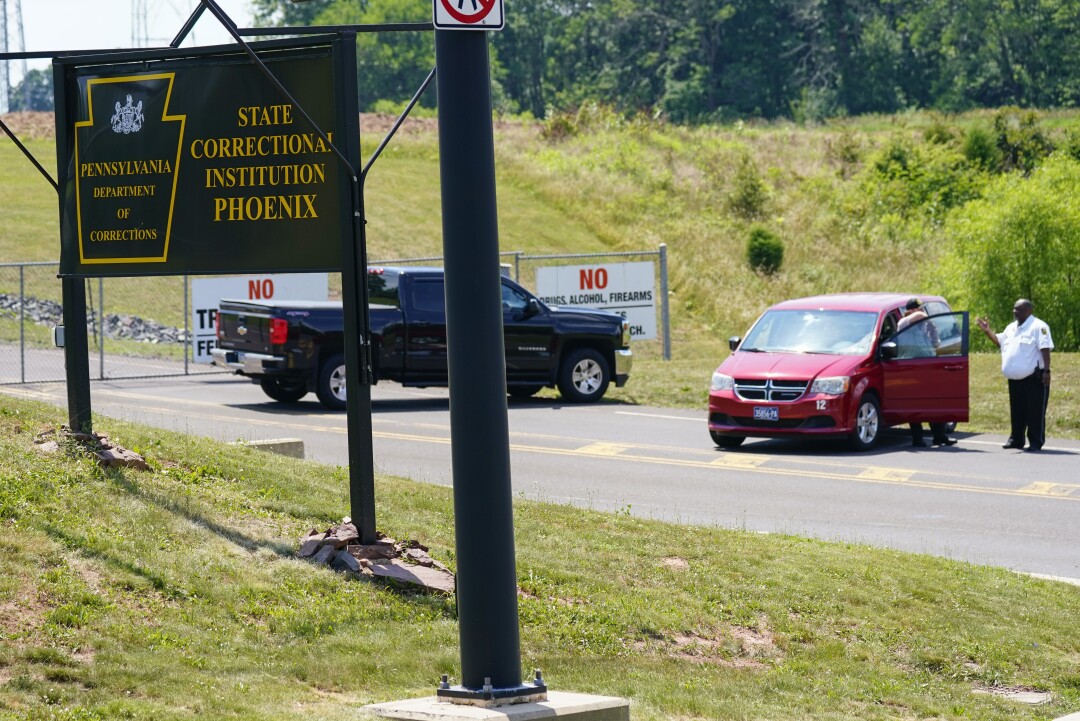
[210,266,633,409]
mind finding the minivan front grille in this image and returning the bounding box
[734,378,808,402]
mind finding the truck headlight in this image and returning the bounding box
[711,372,734,391]
[621,319,631,347]
[810,376,850,395]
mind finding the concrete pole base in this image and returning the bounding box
[364,691,629,721]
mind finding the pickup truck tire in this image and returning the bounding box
[557,348,610,403]
[316,353,348,410]
[848,394,881,451]
[508,385,544,399]
[259,378,308,403]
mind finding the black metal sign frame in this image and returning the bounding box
[54,37,355,278]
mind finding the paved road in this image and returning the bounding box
[5,371,1079,583]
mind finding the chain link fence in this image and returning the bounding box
[0,247,669,385]
[0,262,229,385]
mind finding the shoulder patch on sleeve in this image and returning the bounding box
[1042,327,1048,335]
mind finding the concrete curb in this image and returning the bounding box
[230,438,304,459]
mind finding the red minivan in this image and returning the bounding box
[707,293,969,451]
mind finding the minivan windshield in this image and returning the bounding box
[740,309,879,355]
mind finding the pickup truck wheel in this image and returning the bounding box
[316,353,348,410]
[508,385,543,399]
[557,348,610,403]
[848,394,881,451]
[259,378,307,403]
[710,430,746,449]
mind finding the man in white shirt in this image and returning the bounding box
[976,299,1054,451]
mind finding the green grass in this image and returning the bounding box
[0,395,1078,720]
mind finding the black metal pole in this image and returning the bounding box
[53,65,93,435]
[435,29,522,691]
[61,277,92,433]
[332,33,378,545]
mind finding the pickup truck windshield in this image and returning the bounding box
[741,309,879,355]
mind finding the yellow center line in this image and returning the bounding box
[6,386,1069,502]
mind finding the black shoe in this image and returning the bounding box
[933,438,957,446]
[912,439,928,447]
[1003,440,1025,449]
[1024,445,1042,452]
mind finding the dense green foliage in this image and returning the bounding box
[8,69,53,112]
[252,0,1080,121]
[940,154,1080,350]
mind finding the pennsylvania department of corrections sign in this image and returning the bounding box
[55,37,356,277]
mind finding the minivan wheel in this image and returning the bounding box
[316,353,347,410]
[710,430,746,449]
[848,394,881,451]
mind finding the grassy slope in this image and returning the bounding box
[1,396,1079,720]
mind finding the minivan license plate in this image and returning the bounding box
[753,406,779,421]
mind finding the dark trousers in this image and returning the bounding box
[910,422,950,443]
[1008,371,1049,448]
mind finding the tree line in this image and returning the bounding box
[250,0,1080,122]
[12,0,1079,121]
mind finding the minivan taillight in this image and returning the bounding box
[269,318,288,345]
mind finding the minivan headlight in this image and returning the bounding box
[711,372,734,391]
[810,376,850,395]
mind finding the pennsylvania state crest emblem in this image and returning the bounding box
[111,95,144,134]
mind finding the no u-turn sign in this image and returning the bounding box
[433,0,505,30]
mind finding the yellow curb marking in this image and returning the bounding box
[711,455,768,469]
[575,442,632,456]
[1018,482,1079,497]
[858,467,916,482]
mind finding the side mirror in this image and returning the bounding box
[728,336,741,352]
[526,298,542,317]
[880,341,898,360]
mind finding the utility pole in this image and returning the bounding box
[132,0,149,48]
[15,0,27,110]
[1,0,9,114]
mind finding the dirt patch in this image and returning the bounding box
[0,593,46,649]
[661,556,689,570]
[634,621,781,668]
[3,111,531,144]
[972,684,1052,705]
[1,111,54,140]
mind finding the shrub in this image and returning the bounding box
[923,117,955,145]
[962,125,1003,171]
[992,107,1053,174]
[860,135,984,223]
[540,110,578,141]
[746,226,784,275]
[726,155,770,220]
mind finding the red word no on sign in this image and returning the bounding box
[439,0,498,24]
